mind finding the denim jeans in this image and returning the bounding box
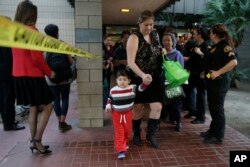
[49,84,70,116]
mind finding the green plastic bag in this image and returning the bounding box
[162,56,189,88]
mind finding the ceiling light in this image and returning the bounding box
[121,8,130,13]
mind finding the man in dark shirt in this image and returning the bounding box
[0,46,25,131]
[113,30,130,75]
[184,25,209,123]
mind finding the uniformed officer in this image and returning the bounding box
[200,24,237,144]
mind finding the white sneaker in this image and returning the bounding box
[117,152,125,159]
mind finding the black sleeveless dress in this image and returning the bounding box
[130,30,163,104]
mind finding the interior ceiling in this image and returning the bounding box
[103,0,174,25]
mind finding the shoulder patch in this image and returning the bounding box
[224,46,232,52]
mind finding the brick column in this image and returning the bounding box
[75,0,103,127]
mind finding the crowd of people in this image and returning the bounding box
[0,0,238,159]
[103,10,237,159]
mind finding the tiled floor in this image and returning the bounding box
[1,83,250,167]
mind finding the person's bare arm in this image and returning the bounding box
[210,59,237,80]
[67,55,73,64]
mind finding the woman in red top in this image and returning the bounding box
[12,0,54,154]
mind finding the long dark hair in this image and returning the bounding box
[14,0,37,25]
[211,24,234,47]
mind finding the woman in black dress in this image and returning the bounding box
[127,10,163,148]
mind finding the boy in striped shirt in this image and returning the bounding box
[105,69,147,159]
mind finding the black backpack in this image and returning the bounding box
[46,52,73,83]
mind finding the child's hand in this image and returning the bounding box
[105,104,111,113]
[138,82,149,92]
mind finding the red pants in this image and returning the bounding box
[112,110,132,153]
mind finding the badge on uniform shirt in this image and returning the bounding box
[206,73,211,79]
[229,51,235,57]
[224,46,233,52]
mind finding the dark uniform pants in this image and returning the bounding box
[186,74,206,119]
[206,75,230,139]
[0,79,15,127]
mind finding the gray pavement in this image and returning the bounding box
[224,82,250,138]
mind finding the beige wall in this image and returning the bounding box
[0,0,75,45]
[75,0,103,127]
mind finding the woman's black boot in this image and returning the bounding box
[176,122,182,132]
[146,119,160,149]
[132,119,143,146]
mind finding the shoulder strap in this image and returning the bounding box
[162,54,170,62]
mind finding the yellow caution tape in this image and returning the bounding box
[0,16,99,59]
